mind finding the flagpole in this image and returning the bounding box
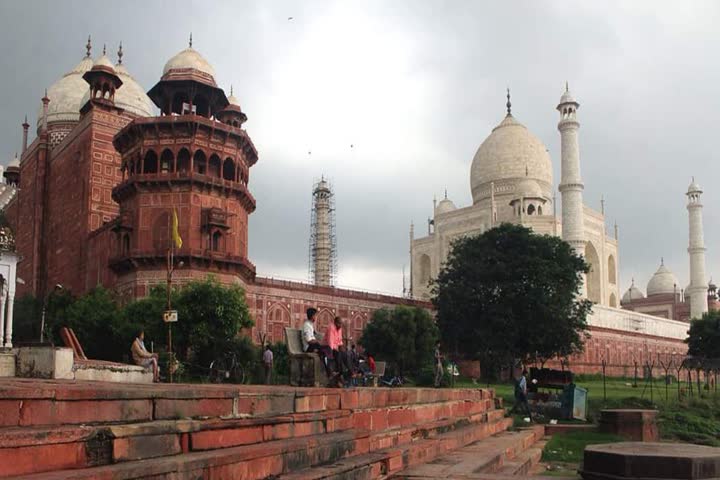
[166,212,174,383]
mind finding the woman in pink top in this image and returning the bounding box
[325,316,352,380]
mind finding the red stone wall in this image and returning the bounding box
[245,277,432,345]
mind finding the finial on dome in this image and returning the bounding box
[117,42,123,64]
[86,35,92,58]
[565,81,569,93]
[23,114,28,125]
[661,257,664,266]
[444,189,447,199]
[102,44,106,56]
[189,32,193,48]
[506,88,512,116]
[631,277,635,286]
[230,84,233,96]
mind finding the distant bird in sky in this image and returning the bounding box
[288,16,294,20]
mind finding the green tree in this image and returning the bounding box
[686,310,720,358]
[62,286,124,360]
[173,276,253,367]
[432,223,592,376]
[359,305,438,377]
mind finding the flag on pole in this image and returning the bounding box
[171,208,182,249]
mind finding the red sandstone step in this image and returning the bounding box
[494,439,546,476]
[390,425,544,479]
[0,379,496,427]
[9,430,366,480]
[278,416,514,479]
[3,406,511,480]
[0,409,353,477]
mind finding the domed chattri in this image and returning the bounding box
[646,259,679,297]
[622,279,645,303]
[161,34,217,86]
[470,92,553,205]
[435,191,456,215]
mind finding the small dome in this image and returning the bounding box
[622,281,645,303]
[515,178,543,199]
[435,198,456,215]
[688,178,702,194]
[470,113,553,205]
[37,55,94,128]
[8,153,20,169]
[559,87,577,105]
[162,47,216,81]
[227,93,241,108]
[93,54,115,71]
[646,261,679,296]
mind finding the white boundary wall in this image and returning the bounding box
[590,305,688,340]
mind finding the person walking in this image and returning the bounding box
[510,369,532,420]
[263,344,274,385]
[434,341,444,387]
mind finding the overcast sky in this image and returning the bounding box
[1,1,719,296]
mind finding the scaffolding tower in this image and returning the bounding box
[308,177,337,287]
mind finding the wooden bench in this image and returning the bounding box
[285,327,328,387]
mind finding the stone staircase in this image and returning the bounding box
[0,379,513,479]
[391,426,548,479]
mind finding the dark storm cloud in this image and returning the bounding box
[1,1,719,294]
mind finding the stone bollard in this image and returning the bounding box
[598,409,658,442]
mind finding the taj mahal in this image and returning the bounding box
[410,86,716,327]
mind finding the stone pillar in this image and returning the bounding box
[0,290,5,347]
[686,179,708,319]
[557,84,586,294]
[22,116,29,154]
[4,291,14,348]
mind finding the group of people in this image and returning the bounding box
[301,307,375,387]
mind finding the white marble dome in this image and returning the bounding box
[435,198,456,215]
[163,47,216,80]
[515,178,544,199]
[646,262,679,296]
[622,282,645,303]
[36,55,94,129]
[112,63,154,117]
[470,114,553,205]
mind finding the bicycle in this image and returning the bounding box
[208,351,246,384]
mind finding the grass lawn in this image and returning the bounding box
[455,376,720,447]
[542,431,624,463]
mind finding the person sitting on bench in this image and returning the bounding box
[131,330,160,382]
[302,308,337,381]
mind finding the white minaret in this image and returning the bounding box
[557,83,586,261]
[686,178,708,318]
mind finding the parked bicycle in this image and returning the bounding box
[208,351,245,384]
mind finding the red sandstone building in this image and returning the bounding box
[2,40,689,372]
[3,39,429,345]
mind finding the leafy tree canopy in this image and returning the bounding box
[358,305,438,377]
[22,276,253,368]
[432,223,592,370]
[686,310,720,358]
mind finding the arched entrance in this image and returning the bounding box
[585,242,602,304]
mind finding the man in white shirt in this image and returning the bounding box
[302,308,335,379]
[263,345,274,384]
